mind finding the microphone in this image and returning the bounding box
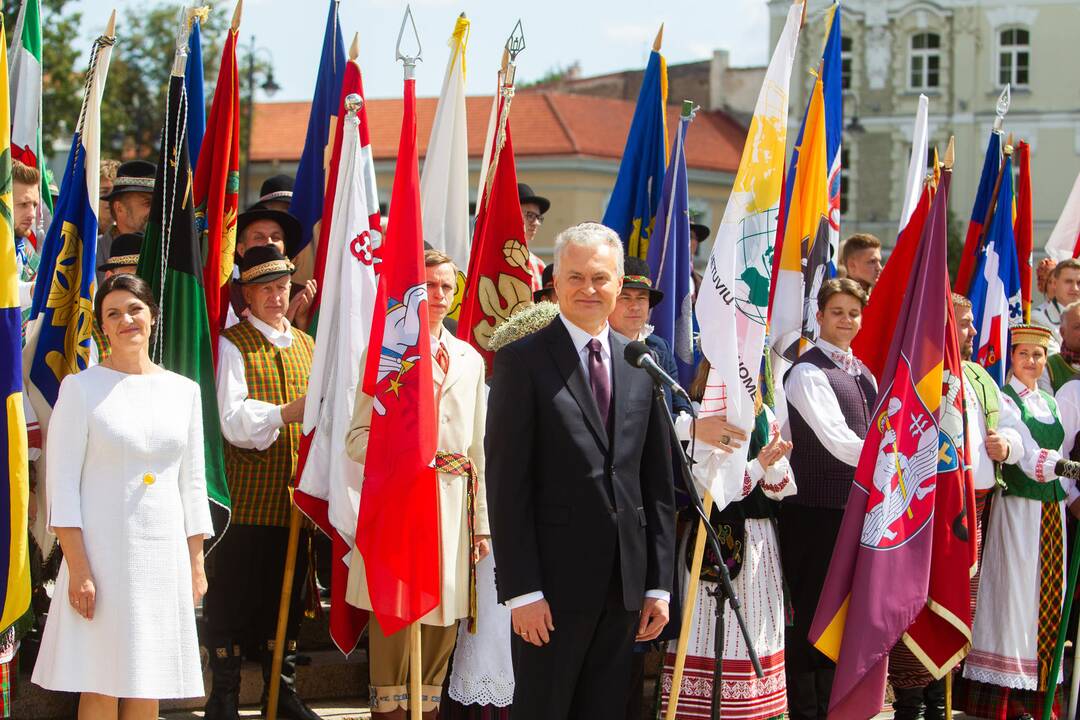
[624,340,693,405]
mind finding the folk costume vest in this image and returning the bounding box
[1000,385,1066,504]
[220,319,314,527]
[964,360,1004,487]
[1046,353,1080,394]
[787,346,876,509]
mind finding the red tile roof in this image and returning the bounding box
[250,90,745,173]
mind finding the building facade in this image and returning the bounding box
[770,0,1080,250]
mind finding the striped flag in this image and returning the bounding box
[0,13,32,631]
[8,0,50,247]
[692,1,802,500]
[953,132,1002,295]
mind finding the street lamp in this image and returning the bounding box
[243,35,279,207]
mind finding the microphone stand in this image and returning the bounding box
[650,383,763,720]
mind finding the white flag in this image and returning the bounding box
[1046,169,1080,262]
[420,15,471,273]
[692,2,802,504]
[296,106,378,551]
[899,94,929,234]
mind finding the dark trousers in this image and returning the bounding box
[203,524,311,658]
[510,563,638,720]
[778,503,844,720]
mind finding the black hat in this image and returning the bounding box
[97,233,143,272]
[258,174,294,205]
[689,223,711,242]
[237,244,295,285]
[103,160,156,200]
[237,203,303,259]
[532,264,555,302]
[517,183,550,215]
[622,256,664,307]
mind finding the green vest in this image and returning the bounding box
[221,319,314,527]
[1046,353,1080,394]
[963,361,1003,486]
[1000,384,1066,503]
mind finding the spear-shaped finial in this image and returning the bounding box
[500,46,509,76]
[105,9,117,37]
[395,4,422,79]
[944,136,956,170]
[652,23,664,53]
[1004,132,1015,156]
[231,0,243,32]
[349,32,359,61]
[503,20,525,87]
[994,83,1011,133]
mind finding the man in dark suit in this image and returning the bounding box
[486,222,677,719]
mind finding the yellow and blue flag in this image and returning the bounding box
[0,15,32,630]
[602,47,667,259]
[26,27,114,408]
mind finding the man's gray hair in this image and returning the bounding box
[552,222,624,277]
[1062,300,1080,323]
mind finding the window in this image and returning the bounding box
[839,147,849,216]
[910,33,941,90]
[999,28,1030,87]
[841,36,853,91]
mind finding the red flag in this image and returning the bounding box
[903,289,977,676]
[1015,141,1033,323]
[354,75,440,636]
[308,55,381,316]
[457,97,533,371]
[851,185,931,381]
[193,26,240,362]
[810,170,955,719]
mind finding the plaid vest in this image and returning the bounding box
[221,319,314,527]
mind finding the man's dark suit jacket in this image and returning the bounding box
[486,317,676,617]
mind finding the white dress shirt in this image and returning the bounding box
[1031,300,1064,355]
[1049,377,1080,505]
[216,315,293,450]
[782,338,878,467]
[507,315,669,609]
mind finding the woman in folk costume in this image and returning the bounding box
[961,325,1077,720]
[658,358,795,720]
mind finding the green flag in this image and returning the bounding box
[9,0,52,240]
[137,64,231,546]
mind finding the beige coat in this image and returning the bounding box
[345,330,489,627]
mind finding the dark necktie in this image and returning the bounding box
[587,338,611,425]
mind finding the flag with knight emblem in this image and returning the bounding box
[354,72,440,636]
[810,168,961,718]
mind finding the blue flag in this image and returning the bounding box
[288,0,345,258]
[821,5,843,274]
[647,112,695,386]
[969,154,1021,385]
[27,33,113,408]
[602,49,667,259]
[185,16,206,170]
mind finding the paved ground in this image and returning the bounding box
[162,701,371,719]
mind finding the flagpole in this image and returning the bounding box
[395,8,425,718]
[664,493,713,720]
[265,502,303,720]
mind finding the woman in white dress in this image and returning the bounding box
[31,274,214,719]
[961,325,1073,720]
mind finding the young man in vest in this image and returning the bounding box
[1032,258,1080,355]
[780,277,876,720]
[1040,301,1080,394]
[344,249,490,719]
[204,245,319,720]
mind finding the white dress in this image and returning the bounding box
[31,366,214,699]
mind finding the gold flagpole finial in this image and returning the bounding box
[105,9,117,37]
[231,0,243,32]
[652,23,664,52]
[944,136,956,170]
[349,32,360,61]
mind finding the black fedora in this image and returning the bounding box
[237,244,296,285]
[690,223,711,242]
[237,203,303,259]
[103,160,156,200]
[622,256,664,307]
[517,183,550,215]
[258,174,294,205]
[97,233,143,272]
[532,264,555,302]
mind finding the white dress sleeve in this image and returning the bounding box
[747,407,796,501]
[46,376,88,530]
[999,390,1063,487]
[216,335,284,450]
[179,381,214,539]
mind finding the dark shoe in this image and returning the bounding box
[370,711,407,720]
[922,678,946,720]
[204,644,242,720]
[264,686,322,720]
[260,641,320,720]
[892,686,926,720]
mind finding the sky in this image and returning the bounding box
[76,0,772,100]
